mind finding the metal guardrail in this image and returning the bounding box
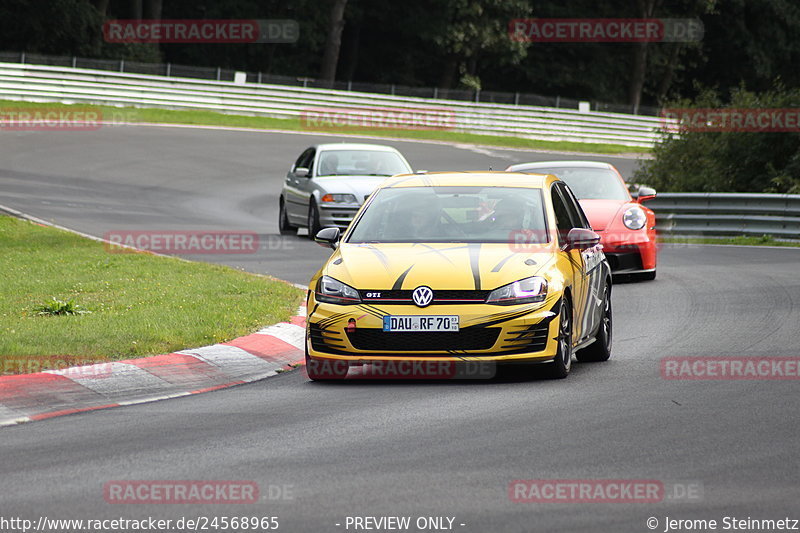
[0,51,664,116]
[0,61,664,148]
[649,193,800,239]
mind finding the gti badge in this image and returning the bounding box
[412,286,433,307]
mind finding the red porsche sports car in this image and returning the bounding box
[506,161,657,280]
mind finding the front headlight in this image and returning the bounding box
[321,193,358,204]
[623,206,646,230]
[316,275,361,304]
[486,276,547,305]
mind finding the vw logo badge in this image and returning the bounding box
[412,286,434,307]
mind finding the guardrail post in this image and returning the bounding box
[433,87,438,99]
[514,92,519,106]
[257,72,262,84]
[391,84,395,96]
[166,63,171,77]
[347,80,352,91]
[120,60,125,73]
[216,67,221,81]
[475,89,480,103]
[72,56,77,68]
[555,95,560,108]
[20,51,25,64]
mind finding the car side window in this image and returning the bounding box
[293,148,315,173]
[558,183,591,229]
[550,184,574,245]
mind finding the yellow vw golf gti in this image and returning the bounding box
[305,172,612,380]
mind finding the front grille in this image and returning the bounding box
[498,322,551,354]
[346,328,500,351]
[361,289,491,304]
[309,323,347,352]
[606,252,643,272]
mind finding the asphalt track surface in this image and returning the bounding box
[2,125,799,532]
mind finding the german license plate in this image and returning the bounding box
[383,315,459,332]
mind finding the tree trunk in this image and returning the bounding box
[655,43,682,104]
[629,42,648,113]
[318,0,349,87]
[341,23,361,82]
[91,0,109,18]
[129,0,143,19]
[144,0,162,20]
[628,0,660,113]
[438,55,459,90]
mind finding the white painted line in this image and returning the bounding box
[255,322,305,350]
[0,404,30,426]
[117,391,192,406]
[46,362,172,398]
[178,344,283,378]
[0,416,31,427]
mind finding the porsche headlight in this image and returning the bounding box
[486,276,547,305]
[623,206,646,230]
[316,275,361,304]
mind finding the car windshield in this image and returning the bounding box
[316,150,409,177]
[529,167,630,201]
[347,186,548,244]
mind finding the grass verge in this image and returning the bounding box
[0,216,304,375]
[659,235,800,247]
[0,99,647,156]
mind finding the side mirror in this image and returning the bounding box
[566,228,600,251]
[295,167,309,178]
[637,186,656,203]
[314,227,340,249]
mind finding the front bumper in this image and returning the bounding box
[319,204,360,231]
[598,230,657,273]
[306,295,562,363]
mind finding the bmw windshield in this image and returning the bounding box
[316,150,410,177]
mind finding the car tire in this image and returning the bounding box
[547,298,573,379]
[576,283,612,363]
[307,199,321,240]
[278,198,296,235]
[305,343,348,381]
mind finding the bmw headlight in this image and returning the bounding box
[321,194,358,204]
[623,206,646,230]
[486,276,547,305]
[316,275,361,304]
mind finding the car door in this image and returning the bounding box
[284,148,315,225]
[550,183,588,344]
[557,182,606,344]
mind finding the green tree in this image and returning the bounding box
[635,86,800,193]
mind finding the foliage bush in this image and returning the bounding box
[635,86,800,193]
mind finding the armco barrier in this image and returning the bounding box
[0,61,664,148]
[649,193,800,238]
